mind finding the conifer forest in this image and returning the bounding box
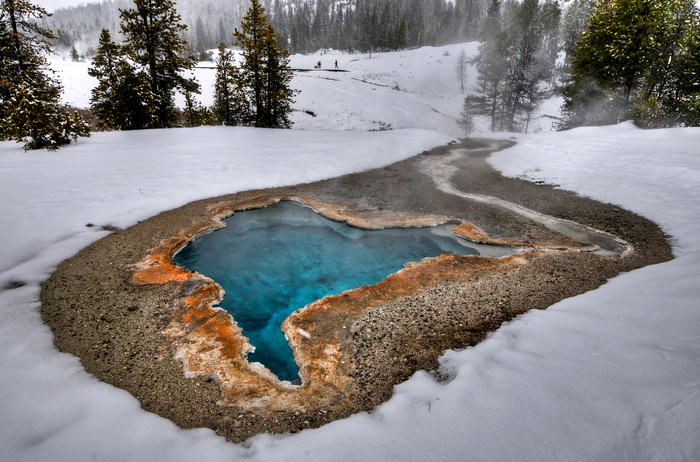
[2,0,700,150]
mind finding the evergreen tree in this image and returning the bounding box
[562,0,700,128]
[88,29,120,128]
[233,0,297,128]
[571,0,658,117]
[637,0,700,127]
[538,0,561,85]
[561,0,596,63]
[455,48,468,94]
[194,16,208,51]
[458,94,481,135]
[70,44,79,61]
[480,0,501,43]
[474,31,512,132]
[474,0,511,132]
[119,0,199,128]
[503,0,549,131]
[213,42,249,125]
[262,22,295,128]
[509,34,547,132]
[181,87,210,127]
[395,16,408,50]
[88,28,151,130]
[0,0,89,150]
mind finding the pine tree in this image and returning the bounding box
[234,0,267,124]
[561,0,596,62]
[572,0,659,117]
[181,87,211,127]
[455,48,468,94]
[262,22,295,128]
[637,0,700,127]
[213,42,249,126]
[562,0,700,128]
[509,35,547,132]
[70,44,79,61]
[480,0,501,43]
[474,0,512,132]
[503,0,549,132]
[88,28,151,130]
[119,0,199,128]
[457,94,481,135]
[233,0,297,129]
[0,0,89,150]
[538,0,562,85]
[395,16,408,50]
[474,32,512,132]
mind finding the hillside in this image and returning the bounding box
[41,0,492,56]
[54,42,562,136]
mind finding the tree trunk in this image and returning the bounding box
[7,0,24,72]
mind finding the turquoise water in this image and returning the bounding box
[174,201,481,382]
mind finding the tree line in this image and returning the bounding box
[458,0,561,133]
[271,0,489,55]
[4,0,700,150]
[40,0,494,58]
[1,0,296,150]
[561,0,700,129]
[458,0,700,133]
[87,0,295,131]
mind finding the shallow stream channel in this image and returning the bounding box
[174,200,517,381]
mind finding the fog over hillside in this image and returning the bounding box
[41,0,251,54]
[40,0,494,56]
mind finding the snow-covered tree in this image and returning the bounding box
[0,0,89,150]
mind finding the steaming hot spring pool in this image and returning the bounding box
[173,200,514,382]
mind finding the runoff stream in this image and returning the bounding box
[174,201,515,382]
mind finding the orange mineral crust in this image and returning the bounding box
[128,194,564,412]
[130,236,192,285]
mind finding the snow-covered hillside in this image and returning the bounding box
[53,43,561,137]
[1,44,699,462]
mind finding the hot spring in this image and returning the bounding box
[174,201,504,382]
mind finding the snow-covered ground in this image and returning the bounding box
[54,43,560,136]
[1,45,699,461]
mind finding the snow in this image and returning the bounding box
[53,43,557,136]
[2,45,700,461]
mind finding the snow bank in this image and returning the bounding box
[0,127,451,462]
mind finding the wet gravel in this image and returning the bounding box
[40,138,672,442]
